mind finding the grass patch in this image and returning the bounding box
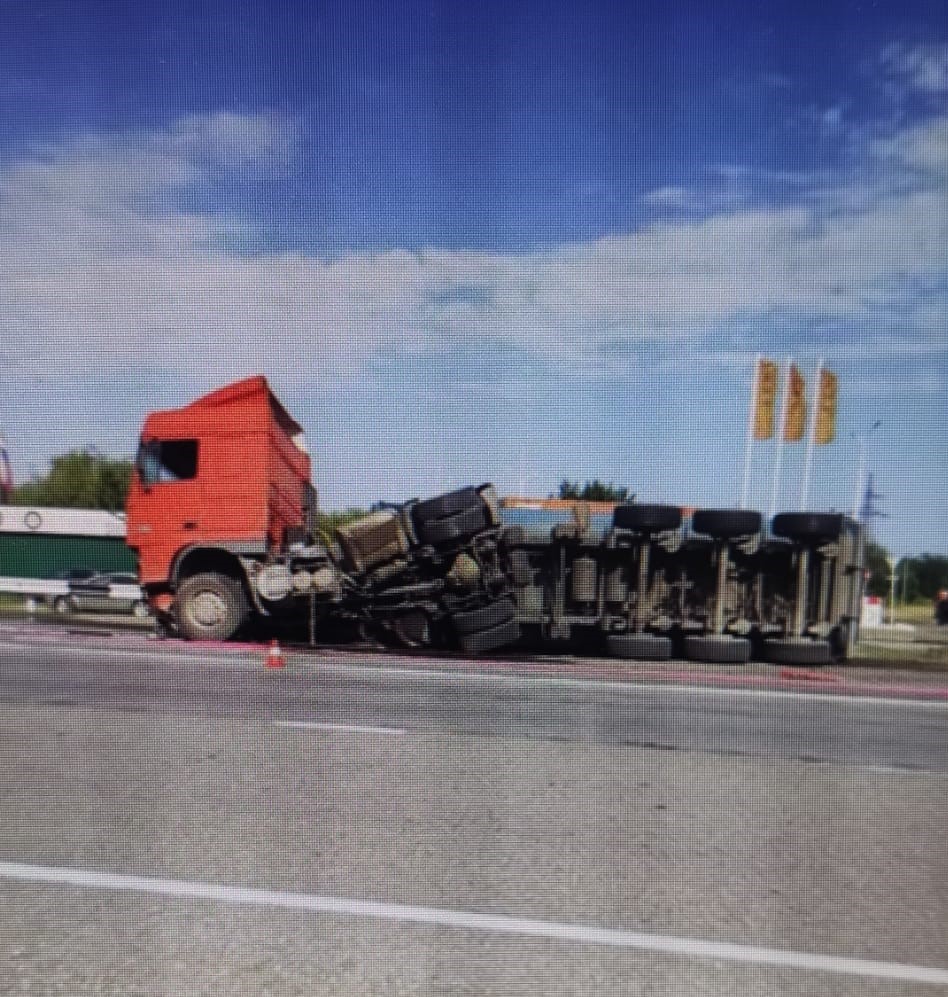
[851,640,948,671]
[893,601,939,625]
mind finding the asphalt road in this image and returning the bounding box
[1,629,946,995]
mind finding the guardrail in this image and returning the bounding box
[0,576,143,603]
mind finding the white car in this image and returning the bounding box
[54,571,149,618]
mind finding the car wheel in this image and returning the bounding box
[53,596,73,615]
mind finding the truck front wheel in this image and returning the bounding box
[176,572,248,641]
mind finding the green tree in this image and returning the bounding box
[863,540,892,598]
[317,507,367,535]
[896,554,948,603]
[12,451,132,512]
[558,478,630,502]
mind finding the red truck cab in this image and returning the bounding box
[126,376,316,624]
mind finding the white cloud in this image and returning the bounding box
[872,116,948,176]
[642,186,698,210]
[0,108,946,403]
[881,42,948,94]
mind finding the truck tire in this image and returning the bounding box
[612,504,681,533]
[450,597,517,636]
[764,638,832,666]
[691,509,762,540]
[412,487,481,527]
[771,512,844,544]
[605,633,672,660]
[458,618,521,656]
[683,634,751,663]
[418,504,488,546]
[176,572,248,641]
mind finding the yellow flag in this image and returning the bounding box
[783,364,806,442]
[814,368,838,444]
[752,359,779,440]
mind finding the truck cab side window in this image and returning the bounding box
[137,440,199,485]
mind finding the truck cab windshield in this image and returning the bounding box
[137,439,199,485]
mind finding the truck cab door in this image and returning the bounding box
[127,438,202,583]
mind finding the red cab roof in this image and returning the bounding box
[141,376,303,440]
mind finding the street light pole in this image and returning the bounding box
[851,420,881,520]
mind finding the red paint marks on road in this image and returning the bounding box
[389,653,948,702]
[162,638,263,653]
[777,667,842,683]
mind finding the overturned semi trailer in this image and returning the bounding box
[128,379,863,665]
[503,503,863,666]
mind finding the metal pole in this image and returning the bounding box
[740,355,761,509]
[799,358,823,511]
[769,357,792,520]
[851,421,881,520]
[851,438,866,520]
[888,555,896,625]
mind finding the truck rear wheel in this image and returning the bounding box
[605,633,672,660]
[612,503,681,533]
[450,597,517,636]
[683,634,751,663]
[771,512,844,544]
[176,572,248,641]
[691,509,762,540]
[764,638,832,666]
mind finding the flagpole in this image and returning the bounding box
[769,357,792,520]
[739,355,761,509]
[799,357,823,511]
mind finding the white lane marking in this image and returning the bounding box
[1,861,946,985]
[276,721,404,735]
[356,661,948,710]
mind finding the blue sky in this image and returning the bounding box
[0,0,945,554]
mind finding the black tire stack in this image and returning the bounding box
[448,597,521,655]
[411,487,521,656]
[410,487,490,548]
